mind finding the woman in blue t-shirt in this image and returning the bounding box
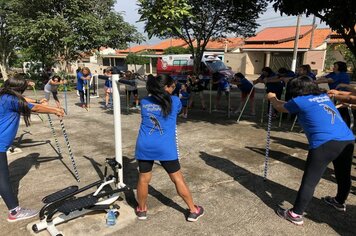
[267,76,354,226]
[254,67,284,117]
[316,61,350,90]
[0,76,64,222]
[134,74,204,222]
[76,67,92,108]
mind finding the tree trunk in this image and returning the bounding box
[0,61,8,81]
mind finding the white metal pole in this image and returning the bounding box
[112,74,125,188]
[291,15,301,72]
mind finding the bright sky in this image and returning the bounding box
[114,1,328,46]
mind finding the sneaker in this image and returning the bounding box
[276,207,303,226]
[135,207,147,220]
[187,205,204,222]
[7,207,38,222]
[323,196,346,211]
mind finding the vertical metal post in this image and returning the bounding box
[263,104,273,181]
[237,87,254,123]
[112,74,125,188]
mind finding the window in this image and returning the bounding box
[173,60,188,66]
[103,58,110,66]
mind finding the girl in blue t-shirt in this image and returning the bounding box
[254,67,284,117]
[316,61,350,90]
[231,73,255,116]
[267,76,354,226]
[103,67,113,109]
[179,83,190,118]
[76,67,92,108]
[0,76,64,222]
[134,74,204,222]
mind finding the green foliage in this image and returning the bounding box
[270,0,356,59]
[163,46,190,54]
[125,53,150,65]
[138,0,267,73]
[1,0,144,78]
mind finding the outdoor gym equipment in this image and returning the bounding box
[263,104,273,181]
[59,119,80,182]
[32,74,127,236]
[64,84,68,115]
[236,86,255,124]
[32,86,44,122]
[47,114,61,155]
[347,106,354,130]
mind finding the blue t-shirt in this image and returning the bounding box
[135,95,182,161]
[104,78,112,88]
[261,72,284,93]
[325,72,350,90]
[0,94,34,152]
[218,78,230,91]
[180,91,190,107]
[238,78,253,93]
[307,72,316,80]
[284,94,354,149]
[76,72,92,90]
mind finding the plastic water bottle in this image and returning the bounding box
[106,207,116,226]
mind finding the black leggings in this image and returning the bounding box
[292,140,354,214]
[0,152,18,210]
[79,89,90,104]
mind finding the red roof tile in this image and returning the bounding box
[119,45,151,53]
[243,28,331,50]
[245,25,313,43]
[149,38,188,50]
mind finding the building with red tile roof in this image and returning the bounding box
[240,25,332,74]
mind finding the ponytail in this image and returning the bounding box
[146,74,174,117]
[0,76,32,126]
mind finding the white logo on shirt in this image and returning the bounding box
[319,104,342,124]
[149,114,163,135]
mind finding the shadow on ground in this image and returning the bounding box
[200,151,356,236]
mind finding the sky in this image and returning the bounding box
[114,1,328,46]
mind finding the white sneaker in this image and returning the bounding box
[7,207,38,222]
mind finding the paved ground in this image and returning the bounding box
[1,80,355,236]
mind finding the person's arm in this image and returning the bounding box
[266,92,289,113]
[253,76,263,85]
[31,104,64,118]
[265,75,282,83]
[24,97,48,105]
[315,76,334,84]
[336,83,356,92]
[328,90,356,103]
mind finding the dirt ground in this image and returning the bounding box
[1,81,355,236]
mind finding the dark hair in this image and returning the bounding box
[277,67,289,75]
[146,74,174,117]
[0,76,32,126]
[106,67,113,73]
[234,73,245,79]
[289,76,325,98]
[262,67,274,77]
[52,75,61,82]
[334,61,347,72]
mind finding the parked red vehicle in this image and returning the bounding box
[156,54,234,81]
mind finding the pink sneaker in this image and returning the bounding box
[7,207,38,222]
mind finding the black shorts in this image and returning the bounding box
[137,159,181,174]
[127,90,138,96]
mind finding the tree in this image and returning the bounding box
[1,0,144,79]
[138,0,267,74]
[125,53,150,72]
[270,0,356,58]
[0,0,17,81]
[163,46,190,54]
